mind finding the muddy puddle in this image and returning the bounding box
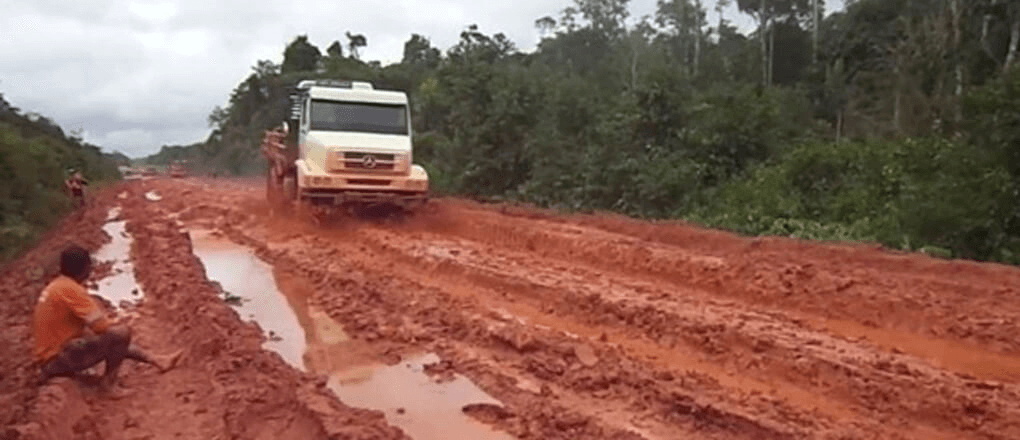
[189,230,306,370]
[329,353,514,440]
[188,230,513,440]
[93,207,143,309]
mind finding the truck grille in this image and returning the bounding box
[342,152,395,171]
[347,178,392,186]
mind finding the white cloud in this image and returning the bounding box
[1,0,842,158]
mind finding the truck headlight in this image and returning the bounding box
[396,154,410,172]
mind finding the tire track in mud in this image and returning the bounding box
[174,208,862,436]
[1,181,410,440]
[271,214,1020,439]
[158,184,819,439]
[0,190,114,438]
[154,179,1020,439]
[419,203,1020,356]
[121,186,410,440]
[221,227,814,440]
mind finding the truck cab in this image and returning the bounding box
[168,160,188,178]
[281,79,428,208]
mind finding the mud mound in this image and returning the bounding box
[0,190,115,433]
[15,178,1020,440]
[1,182,409,440]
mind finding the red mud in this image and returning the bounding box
[0,181,407,440]
[4,177,1020,440]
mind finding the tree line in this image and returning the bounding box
[0,94,125,261]
[147,0,1020,263]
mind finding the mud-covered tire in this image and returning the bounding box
[283,176,297,202]
[266,171,291,214]
[265,172,278,205]
[401,195,429,215]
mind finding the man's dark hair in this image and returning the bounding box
[60,245,91,280]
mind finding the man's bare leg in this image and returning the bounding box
[99,326,182,387]
[126,347,183,373]
[38,337,106,385]
[40,326,183,391]
[98,326,131,388]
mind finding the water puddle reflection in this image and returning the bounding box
[93,208,143,309]
[189,230,306,370]
[188,230,512,439]
[329,353,514,440]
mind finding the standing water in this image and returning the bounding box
[188,231,514,440]
[92,207,144,309]
[189,230,306,370]
[329,353,512,440]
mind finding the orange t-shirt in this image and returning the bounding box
[33,276,111,363]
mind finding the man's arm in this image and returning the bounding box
[62,287,112,333]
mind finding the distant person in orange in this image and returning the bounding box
[64,169,88,208]
[34,244,182,391]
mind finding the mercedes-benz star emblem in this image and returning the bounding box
[362,155,377,169]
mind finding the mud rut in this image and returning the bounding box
[4,178,1020,440]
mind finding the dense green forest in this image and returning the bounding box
[0,94,125,260]
[147,0,1020,263]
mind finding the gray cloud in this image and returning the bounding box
[1,0,839,158]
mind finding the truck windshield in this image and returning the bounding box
[309,100,409,135]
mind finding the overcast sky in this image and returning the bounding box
[0,0,844,158]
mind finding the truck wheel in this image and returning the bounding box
[266,172,283,209]
[266,172,276,203]
[283,175,297,201]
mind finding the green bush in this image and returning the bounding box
[0,114,121,262]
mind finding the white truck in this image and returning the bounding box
[263,79,429,213]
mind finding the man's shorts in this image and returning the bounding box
[40,336,107,377]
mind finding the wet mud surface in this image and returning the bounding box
[3,177,1020,439]
[0,181,407,440]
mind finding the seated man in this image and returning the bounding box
[34,244,181,391]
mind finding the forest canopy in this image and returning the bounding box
[145,0,1020,263]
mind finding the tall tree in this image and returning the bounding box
[737,0,771,85]
[281,35,321,74]
[1008,2,1020,71]
[812,0,819,63]
[571,0,632,38]
[627,16,655,89]
[714,0,734,76]
[737,0,811,85]
[656,0,707,76]
[694,0,704,76]
[535,16,558,38]
[252,60,280,79]
[402,34,441,68]
[326,40,344,58]
[346,32,368,60]
[951,0,962,122]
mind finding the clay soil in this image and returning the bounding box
[4,177,1020,439]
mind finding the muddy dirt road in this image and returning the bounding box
[4,178,1020,440]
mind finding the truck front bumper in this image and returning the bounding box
[297,163,429,206]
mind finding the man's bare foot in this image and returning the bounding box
[97,383,132,400]
[93,373,132,399]
[158,349,184,373]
